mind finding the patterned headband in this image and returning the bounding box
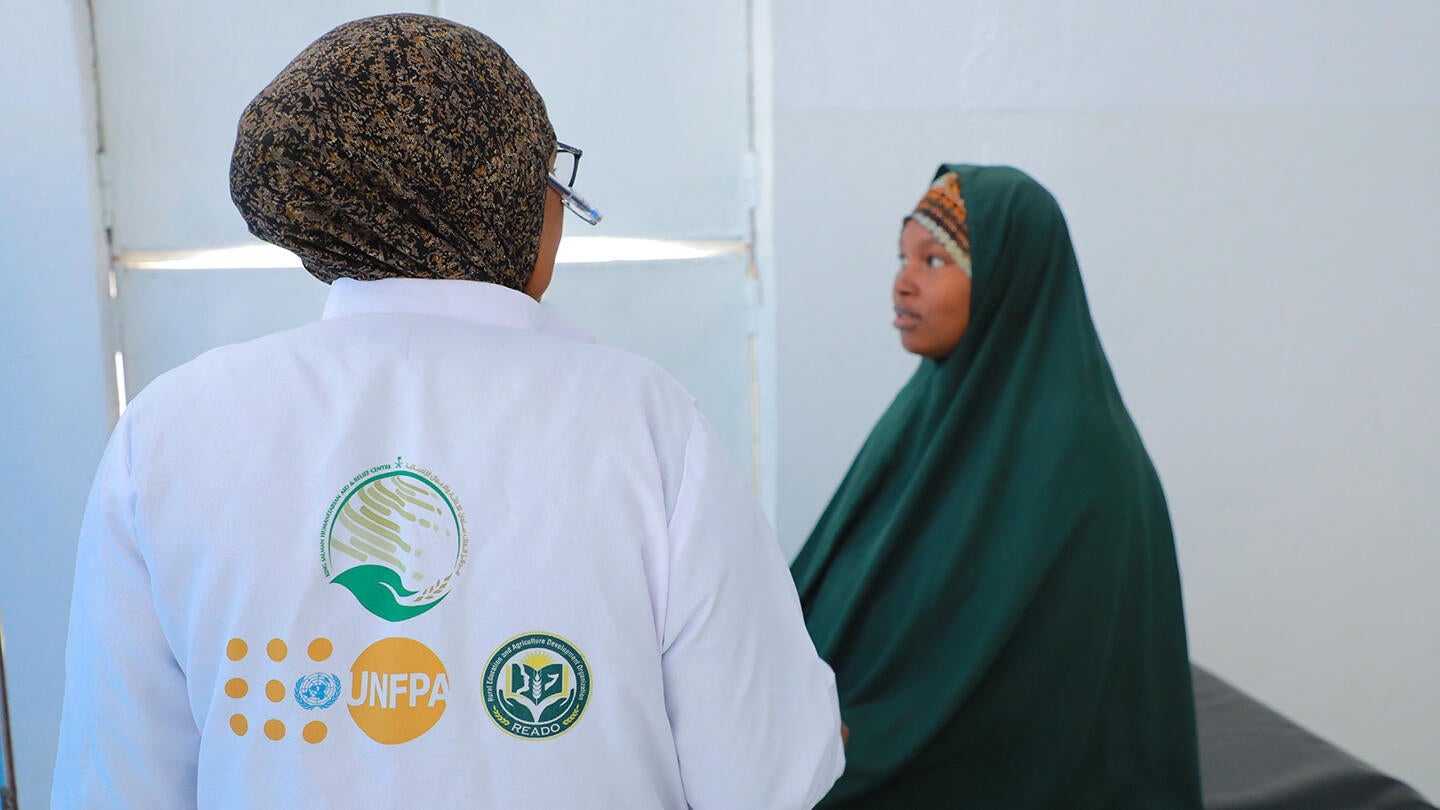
[907,172,972,277]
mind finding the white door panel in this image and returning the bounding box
[93,1,431,252]
[444,0,753,239]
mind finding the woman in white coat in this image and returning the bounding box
[53,14,843,809]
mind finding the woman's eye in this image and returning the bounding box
[927,256,947,268]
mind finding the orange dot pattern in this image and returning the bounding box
[226,637,341,742]
[308,637,333,662]
[303,721,328,744]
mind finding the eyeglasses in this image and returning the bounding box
[548,141,602,226]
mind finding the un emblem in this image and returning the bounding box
[482,632,591,740]
[294,672,342,710]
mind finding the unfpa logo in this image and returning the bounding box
[222,636,450,746]
[347,637,451,745]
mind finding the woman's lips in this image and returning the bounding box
[894,306,920,330]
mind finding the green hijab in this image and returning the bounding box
[791,165,1202,809]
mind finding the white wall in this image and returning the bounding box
[0,0,112,805]
[772,0,1440,798]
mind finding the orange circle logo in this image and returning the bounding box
[347,637,449,745]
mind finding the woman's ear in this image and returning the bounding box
[525,188,564,301]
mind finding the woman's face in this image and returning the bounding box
[893,219,972,358]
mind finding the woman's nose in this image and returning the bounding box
[894,263,919,296]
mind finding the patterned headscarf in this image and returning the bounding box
[906,171,973,277]
[230,14,555,289]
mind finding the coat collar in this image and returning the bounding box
[322,277,593,343]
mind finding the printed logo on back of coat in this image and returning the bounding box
[222,635,450,746]
[483,632,592,740]
[320,458,469,622]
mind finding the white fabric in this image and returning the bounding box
[54,278,843,809]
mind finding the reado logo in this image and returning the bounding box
[483,632,592,740]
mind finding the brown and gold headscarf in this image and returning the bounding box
[230,14,555,289]
[907,171,972,277]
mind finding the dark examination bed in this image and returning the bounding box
[1194,665,1435,810]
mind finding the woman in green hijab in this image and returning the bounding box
[791,165,1202,809]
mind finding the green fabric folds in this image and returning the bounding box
[791,166,1202,809]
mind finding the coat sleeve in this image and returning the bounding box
[51,413,199,809]
[660,412,844,810]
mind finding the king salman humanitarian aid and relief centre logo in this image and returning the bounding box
[483,633,592,740]
[321,459,469,622]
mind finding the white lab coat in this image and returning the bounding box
[53,278,843,809]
